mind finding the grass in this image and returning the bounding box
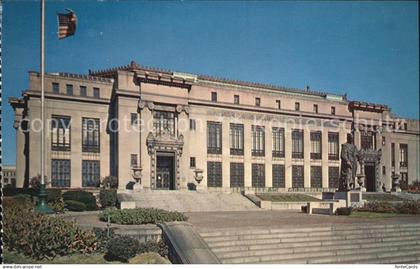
[349,211,407,219]
[256,193,320,202]
[3,250,170,264]
[362,193,407,202]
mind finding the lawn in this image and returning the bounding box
[349,211,408,219]
[3,250,170,264]
[362,193,407,202]
[256,193,320,202]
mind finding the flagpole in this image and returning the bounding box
[37,0,53,214]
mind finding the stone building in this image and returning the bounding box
[2,165,16,188]
[9,61,420,192]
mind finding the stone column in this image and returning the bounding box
[304,129,311,188]
[265,126,273,188]
[139,101,153,189]
[177,106,190,190]
[321,129,329,189]
[284,127,292,189]
[222,119,230,190]
[244,122,252,187]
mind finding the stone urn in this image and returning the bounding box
[356,174,366,192]
[194,169,204,191]
[132,166,143,191]
[391,174,401,193]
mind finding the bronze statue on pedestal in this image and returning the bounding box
[339,133,359,191]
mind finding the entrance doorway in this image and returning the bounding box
[156,153,175,190]
[365,165,376,192]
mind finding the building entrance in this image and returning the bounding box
[156,153,175,190]
[365,164,376,192]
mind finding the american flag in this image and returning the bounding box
[57,9,77,39]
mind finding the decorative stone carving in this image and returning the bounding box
[147,102,155,111]
[391,174,401,192]
[138,100,146,110]
[131,166,143,191]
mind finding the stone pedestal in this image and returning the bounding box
[133,182,144,191]
[391,174,401,193]
[334,190,364,208]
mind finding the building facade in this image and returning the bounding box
[2,165,16,188]
[9,61,420,192]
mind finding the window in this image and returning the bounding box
[190,119,196,130]
[295,102,300,111]
[80,86,87,96]
[310,131,322,159]
[230,123,244,155]
[207,161,222,187]
[153,111,176,136]
[131,113,138,126]
[190,157,196,168]
[252,125,265,156]
[391,143,395,167]
[382,166,386,175]
[51,159,71,187]
[211,92,217,102]
[328,166,339,188]
[276,100,281,109]
[234,95,240,104]
[272,127,285,158]
[331,106,336,115]
[292,165,304,188]
[400,172,408,190]
[66,84,73,95]
[52,82,59,93]
[311,166,322,188]
[82,118,100,152]
[51,116,71,151]
[272,164,285,188]
[328,132,339,160]
[82,160,100,187]
[313,104,318,114]
[131,154,138,167]
[230,163,244,187]
[255,97,261,107]
[292,129,304,159]
[403,123,408,130]
[400,144,408,167]
[207,122,222,154]
[93,87,100,98]
[361,131,375,150]
[252,164,265,187]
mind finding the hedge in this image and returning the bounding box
[106,236,139,262]
[62,190,98,211]
[65,200,87,212]
[355,201,420,214]
[99,189,117,209]
[99,208,188,225]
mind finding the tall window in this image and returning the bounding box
[207,122,222,154]
[295,102,300,111]
[66,84,73,96]
[272,127,285,158]
[52,82,60,93]
[211,92,217,102]
[276,100,281,109]
[190,119,196,130]
[190,157,196,168]
[328,166,339,188]
[131,154,138,167]
[311,166,322,188]
[252,125,265,156]
[82,160,100,187]
[391,143,395,167]
[230,123,244,155]
[292,129,304,159]
[131,113,138,125]
[400,144,408,167]
[207,161,222,187]
[252,164,265,187]
[255,97,261,107]
[234,95,240,104]
[51,159,71,187]
[310,131,322,159]
[51,116,71,151]
[313,104,318,114]
[82,118,100,152]
[328,132,339,160]
[272,164,285,188]
[153,111,175,136]
[331,106,336,115]
[361,131,375,150]
[292,165,304,188]
[230,163,244,187]
[400,172,408,189]
[80,86,87,96]
[93,87,100,98]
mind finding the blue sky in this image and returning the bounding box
[2,1,419,165]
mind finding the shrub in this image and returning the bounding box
[65,200,87,212]
[48,200,65,213]
[355,201,420,215]
[29,175,50,191]
[336,207,352,216]
[12,194,33,203]
[3,196,97,260]
[100,189,117,209]
[101,176,118,189]
[394,201,420,214]
[62,190,98,211]
[93,227,117,253]
[106,236,139,262]
[3,188,38,197]
[99,208,188,225]
[138,240,168,258]
[46,189,62,202]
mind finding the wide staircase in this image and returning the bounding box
[200,223,420,264]
[119,190,259,212]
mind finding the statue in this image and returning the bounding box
[339,133,359,191]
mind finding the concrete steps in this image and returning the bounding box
[200,223,420,264]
